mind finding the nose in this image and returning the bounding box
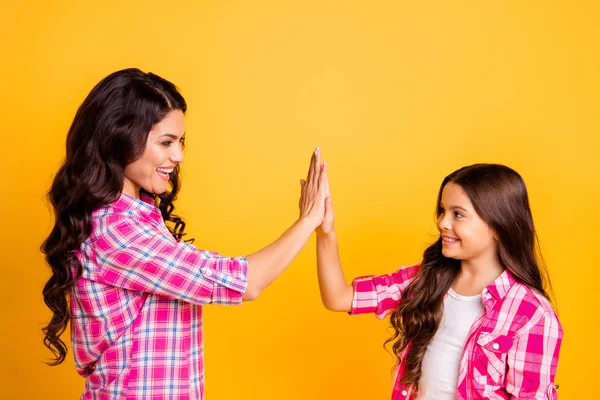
[437,213,451,232]
[171,144,184,164]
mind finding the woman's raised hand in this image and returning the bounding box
[299,147,328,229]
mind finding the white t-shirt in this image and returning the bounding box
[416,288,484,400]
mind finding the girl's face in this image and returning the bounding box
[123,109,185,198]
[437,182,498,264]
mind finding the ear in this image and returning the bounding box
[491,228,499,242]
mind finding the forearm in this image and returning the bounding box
[244,216,317,300]
[316,230,353,312]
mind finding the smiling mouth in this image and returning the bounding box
[442,236,459,244]
[157,167,173,180]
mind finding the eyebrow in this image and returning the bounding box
[440,204,469,213]
[157,133,185,140]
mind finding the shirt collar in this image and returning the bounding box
[111,191,163,223]
[483,268,517,302]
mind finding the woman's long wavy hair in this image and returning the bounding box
[41,68,189,365]
[385,163,553,389]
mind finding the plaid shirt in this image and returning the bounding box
[351,265,563,399]
[70,193,247,399]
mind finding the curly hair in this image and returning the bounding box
[41,68,189,365]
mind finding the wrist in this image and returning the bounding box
[316,228,337,241]
[297,214,321,232]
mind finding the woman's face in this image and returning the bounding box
[123,109,185,198]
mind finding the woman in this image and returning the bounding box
[42,68,328,399]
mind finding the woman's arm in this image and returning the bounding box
[243,147,328,300]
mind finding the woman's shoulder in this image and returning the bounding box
[91,193,159,222]
[91,204,138,225]
[89,198,151,240]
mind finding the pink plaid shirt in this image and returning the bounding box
[70,193,247,399]
[351,265,563,399]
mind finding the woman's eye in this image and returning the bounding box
[161,141,173,147]
[455,212,464,218]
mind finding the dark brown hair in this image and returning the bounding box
[41,68,188,365]
[386,163,552,388]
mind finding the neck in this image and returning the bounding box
[122,182,141,199]
[453,255,504,296]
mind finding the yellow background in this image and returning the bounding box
[1,1,598,399]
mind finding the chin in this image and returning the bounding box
[442,249,460,260]
[150,183,169,195]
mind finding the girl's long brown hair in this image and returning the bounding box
[41,68,189,365]
[385,164,552,389]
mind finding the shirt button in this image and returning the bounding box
[401,390,408,396]
[205,269,213,277]
[493,343,500,350]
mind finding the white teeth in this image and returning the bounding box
[157,168,173,174]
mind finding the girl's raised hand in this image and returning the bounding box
[316,166,334,236]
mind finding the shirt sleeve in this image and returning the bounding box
[91,217,247,306]
[350,264,419,319]
[505,311,563,399]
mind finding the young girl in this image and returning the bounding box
[41,68,328,399]
[316,163,563,399]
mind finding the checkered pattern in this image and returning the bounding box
[351,265,563,399]
[70,193,247,399]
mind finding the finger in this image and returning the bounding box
[318,160,328,198]
[320,161,330,197]
[312,146,321,188]
[323,196,334,226]
[307,147,316,187]
[325,196,333,210]
[299,182,305,210]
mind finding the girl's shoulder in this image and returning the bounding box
[355,264,420,289]
[504,280,561,333]
[509,280,556,315]
[391,264,420,281]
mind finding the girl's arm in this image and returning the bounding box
[243,147,328,301]
[314,170,418,315]
[316,228,353,312]
[315,172,353,312]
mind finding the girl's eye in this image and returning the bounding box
[454,212,464,218]
[161,141,173,147]
[179,138,186,149]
